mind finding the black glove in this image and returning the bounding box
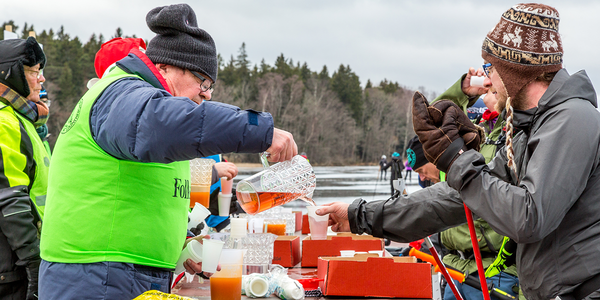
[26,259,40,300]
[208,187,244,216]
[412,91,485,172]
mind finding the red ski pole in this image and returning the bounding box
[464,204,492,300]
[424,236,464,300]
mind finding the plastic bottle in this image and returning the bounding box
[273,276,304,300]
[269,265,305,300]
[242,273,272,298]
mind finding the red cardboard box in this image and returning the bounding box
[272,235,301,267]
[292,211,302,232]
[317,255,432,298]
[301,233,384,267]
[302,214,310,234]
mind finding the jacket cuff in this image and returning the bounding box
[348,198,367,234]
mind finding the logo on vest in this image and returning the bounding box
[61,100,83,134]
[173,178,190,199]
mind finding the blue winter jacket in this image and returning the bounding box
[90,51,274,163]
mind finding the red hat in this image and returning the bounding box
[94,37,147,78]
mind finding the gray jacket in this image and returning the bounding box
[350,69,598,300]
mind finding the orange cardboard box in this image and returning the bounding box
[302,214,310,234]
[272,235,301,267]
[317,255,432,298]
[301,233,384,267]
[292,211,303,232]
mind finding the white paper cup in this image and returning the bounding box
[218,193,233,217]
[175,239,203,274]
[188,204,211,230]
[201,239,225,273]
[306,206,329,240]
[470,76,485,87]
[230,218,248,238]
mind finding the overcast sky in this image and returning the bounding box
[4,0,599,96]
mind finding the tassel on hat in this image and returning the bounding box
[482,3,563,176]
[482,3,562,100]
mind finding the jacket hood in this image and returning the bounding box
[537,69,597,114]
[513,69,596,131]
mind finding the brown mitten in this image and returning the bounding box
[412,91,484,172]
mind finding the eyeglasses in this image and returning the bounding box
[189,70,214,93]
[482,63,492,77]
[26,69,44,80]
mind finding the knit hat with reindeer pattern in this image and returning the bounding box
[482,3,563,99]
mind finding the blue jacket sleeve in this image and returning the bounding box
[91,78,274,163]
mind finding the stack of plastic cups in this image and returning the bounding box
[188,204,211,231]
[175,239,204,275]
[230,218,248,241]
[219,177,234,216]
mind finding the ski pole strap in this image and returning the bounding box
[485,237,517,278]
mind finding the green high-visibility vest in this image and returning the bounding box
[0,101,49,219]
[41,67,190,269]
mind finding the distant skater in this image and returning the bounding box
[379,155,388,180]
[404,160,412,182]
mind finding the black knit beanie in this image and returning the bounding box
[145,3,218,82]
[406,135,428,170]
[0,37,46,98]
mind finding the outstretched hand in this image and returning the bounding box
[317,202,351,232]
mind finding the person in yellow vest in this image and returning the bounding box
[36,86,52,156]
[39,4,297,300]
[0,37,49,300]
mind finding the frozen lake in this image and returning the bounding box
[233,165,423,211]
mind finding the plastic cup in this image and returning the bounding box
[201,239,225,273]
[230,218,248,238]
[218,193,233,217]
[470,75,485,88]
[221,177,233,195]
[210,249,245,300]
[249,218,264,233]
[188,204,211,230]
[306,206,329,240]
[175,239,203,274]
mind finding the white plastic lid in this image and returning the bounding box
[230,218,248,238]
